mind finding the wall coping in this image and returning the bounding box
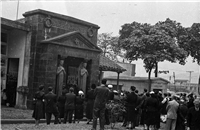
[23,9,100,29]
[1,17,30,31]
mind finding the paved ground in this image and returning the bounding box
[1,122,129,130]
[1,106,165,130]
[1,121,165,130]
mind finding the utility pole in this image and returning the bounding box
[173,72,176,92]
[186,71,194,90]
[186,71,194,83]
[16,0,20,20]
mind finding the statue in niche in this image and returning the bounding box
[78,61,88,95]
[56,59,66,97]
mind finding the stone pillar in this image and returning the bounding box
[15,32,31,109]
[16,86,29,109]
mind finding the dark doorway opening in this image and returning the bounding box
[6,58,19,107]
[62,56,92,94]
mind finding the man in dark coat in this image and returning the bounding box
[44,87,59,125]
[105,84,114,125]
[92,79,109,130]
[63,87,76,123]
[175,99,188,130]
[125,86,138,129]
[187,98,200,130]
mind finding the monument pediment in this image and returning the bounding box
[40,31,101,52]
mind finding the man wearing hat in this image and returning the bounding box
[165,95,179,130]
[64,87,76,124]
[105,84,115,125]
[187,98,200,130]
[44,86,59,125]
[92,79,109,130]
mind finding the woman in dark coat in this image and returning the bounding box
[175,100,188,130]
[57,90,66,123]
[32,85,45,125]
[144,91,159,130]
[85,84,96,124]
[125,86,138,129]
[75,90,84,123]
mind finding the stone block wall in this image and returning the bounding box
[24,10,100,108]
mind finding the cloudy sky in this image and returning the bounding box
[1,0,200,83]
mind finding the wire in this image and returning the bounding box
[16,0,20,20]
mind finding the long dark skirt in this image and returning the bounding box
[58,104,65,118]
[144,111,157,126]
[126,106,137,122]
[75,105,84,120]
[86,100,94,119]
[140,109,146,125]
[32,100,45,120]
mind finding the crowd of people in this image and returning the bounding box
[119,87,200,130]
[32,80,200,130]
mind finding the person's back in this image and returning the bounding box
[92,79,109,130]
[64,87,76,123]
[44,90,58,113]
[94,85,109,109]
[44,87,59,125]
[166,99,179,119]
[65,92,76,109]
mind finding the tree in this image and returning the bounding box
[181,23,200,64]
[97,33,123,61]
[119,18,188,91]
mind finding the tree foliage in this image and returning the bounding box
[97,33,123,61]
[119,18,188,90]
[182,23,200,64]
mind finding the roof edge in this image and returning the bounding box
[23,9,100,29]
[1,17,30,31]
[39,31,102,52]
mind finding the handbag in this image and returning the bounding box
[160,114,167,123]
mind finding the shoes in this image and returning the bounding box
[122,124,126,127]
[105,122,110,125]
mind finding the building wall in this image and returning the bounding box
[7,29,27,105]
[24,13,98,44]
[106,79,168,93]
[1,29,8,91]
[8,29,26,88]
[168,83,199,95]
[23,10,100,108]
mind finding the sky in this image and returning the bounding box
[1,0,200,83]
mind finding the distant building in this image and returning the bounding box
[104,76,170,93]
[174,79,188,85]
[168,82,199,95]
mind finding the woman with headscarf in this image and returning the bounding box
[75,90,85,123]
[144,91,159,130]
